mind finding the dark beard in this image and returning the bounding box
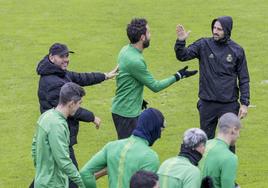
[143,39,150,48]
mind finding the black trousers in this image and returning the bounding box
[197,99,240,153]
[112,113,138,139]
[29,146,79,188]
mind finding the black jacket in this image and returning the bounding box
[37,55,106,146]
[174,16,250,106]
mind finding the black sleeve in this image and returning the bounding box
[174,39,201,61]
[67,71,106,86]
[237,49,250,106]
[72,107,95,122]
[46,83,61,108]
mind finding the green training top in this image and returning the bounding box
[112,44,176,117]
[199,138,238,188]
[80,135,160,188]
[32,109,85,188]
[157,156,201,188]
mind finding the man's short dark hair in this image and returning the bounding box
[127,18,148,44]
[59,82,85,105]
[130,170,158,188]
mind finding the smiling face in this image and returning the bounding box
[49,53,69,70]
[213,21,224,41]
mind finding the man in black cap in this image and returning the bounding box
[174,16,250,153]
[29,43,118,188]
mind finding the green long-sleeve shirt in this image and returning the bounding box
[157,156,201,188]
[112,44,176,117]
[199,138,238,188]
[32,109,85,188]
[80,135,160,188]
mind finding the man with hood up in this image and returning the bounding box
[30,43,118,188]
[174,16,250,152]
[80,108,165,188]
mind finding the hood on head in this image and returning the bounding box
[132,108,164,146]
[36,55,66,76]
[211,16,233,42]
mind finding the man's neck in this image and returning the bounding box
[131,42,144,52]
[217,134,231,145]
[55,105,69,118]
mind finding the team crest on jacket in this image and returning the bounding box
[226,54,233,62]
[209,53,214,59]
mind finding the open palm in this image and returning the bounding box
[176,24,191,41]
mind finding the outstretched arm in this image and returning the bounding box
[174,24,201,61]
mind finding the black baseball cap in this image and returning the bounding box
[49,43,74,56]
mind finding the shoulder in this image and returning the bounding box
[228,40,245,55]
[189,165,201,176]
[158,157,179,172]
[39,110,66,132]
[119,45,144,64]
[40,74,65,88]
[191,37,210,48]
[225,151,238,163]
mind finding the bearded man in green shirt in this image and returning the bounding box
[199,112,242,188]
[112,18,198,139]
[80,108,165,188]
[32,82,86,188]
[157,128,208,188]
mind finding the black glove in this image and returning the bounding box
[201,176,214,188]
[142,100,148,110]
[174,66,198,81]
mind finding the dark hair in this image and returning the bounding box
[127,18,148,44]
[59,82,85,105]
[130,170,158,188]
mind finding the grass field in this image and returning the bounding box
[1,0,268,187]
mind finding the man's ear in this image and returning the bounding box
[140,34,146,41]
[67,101,75,108]
[231,127,237,135]
[49,54,54,62]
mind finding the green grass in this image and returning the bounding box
[0,0,268,187]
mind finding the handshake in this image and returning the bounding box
[174,66,198,81]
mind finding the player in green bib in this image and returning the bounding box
[158,128,208,188]
[199,113,242,188]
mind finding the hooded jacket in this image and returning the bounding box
[132,108,164,146]
[174,16,250,106]
[37,55,106,146]
[80,108,163,188]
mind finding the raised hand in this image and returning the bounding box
[176,24,191,41]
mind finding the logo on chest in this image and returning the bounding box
[209,53,214,59]
[226,54,233,62]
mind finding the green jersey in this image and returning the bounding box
[112,44,176,117]
[80,135,160,188]
[199,138,238,188]
[32,109,85,188]
[158,156,201,188]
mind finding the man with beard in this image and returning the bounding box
[112,18,198,139]
[199,113,242,188]
[157,128,210,188]
[174,16,250,153]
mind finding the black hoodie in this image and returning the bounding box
[174,16,250,106]
[37,55,106,146]
[211,16,233,43]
